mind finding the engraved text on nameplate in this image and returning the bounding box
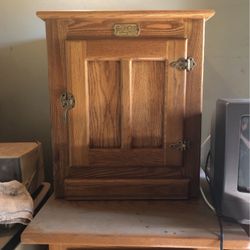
[113,24,140,37]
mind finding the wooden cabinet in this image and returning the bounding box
[38,10,214,199]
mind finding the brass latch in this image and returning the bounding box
[60,92,75,122]
[170,57,196,71]
[169,140,190,151]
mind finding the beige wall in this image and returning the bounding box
[0,0,249,182]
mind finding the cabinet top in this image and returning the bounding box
[37,10,215,21]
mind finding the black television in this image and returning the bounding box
[209,99,250,226]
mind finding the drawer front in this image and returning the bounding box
[66,19,186,39]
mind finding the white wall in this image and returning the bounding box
[0,0,249,181]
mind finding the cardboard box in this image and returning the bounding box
[0,142,44,194]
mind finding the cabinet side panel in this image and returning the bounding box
[185,19,205,197]
[88,61,121,148]
[45,20,68,197]
[131,61,165,148]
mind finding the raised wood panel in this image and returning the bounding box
[131,60,165,148]
[64,178,190,200]
[88,60,121,148]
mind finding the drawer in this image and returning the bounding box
[66,19,186,39]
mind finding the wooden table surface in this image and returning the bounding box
[21,195,249,250]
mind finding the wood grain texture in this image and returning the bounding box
[53,247,238,250]
[131,60,165,148]
[68,166,183,179]
[184,19,205,197]
[66,19,185,39]
[45,20,69,197]
[37,10,215,21]
[88,60,121,148]
[64,178,190,200]
[39,11,213,199]
[66,41,89,167]
[49,246,62,250]
[86,39,167,59]
[164,39,186,166]
[86,149,171,167]
[65,245,191,250]
[121,59,132,148]
[0,142,39,158]
[47,245,247,250]
[22,195,249,249]
[56,245,193,250]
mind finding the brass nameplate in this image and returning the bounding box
[113,24,140,37]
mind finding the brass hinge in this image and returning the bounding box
[169,140,190,151]
[170,57,196,71]
[60,92,75,122]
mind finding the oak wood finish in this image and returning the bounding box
[88,60,121,148]
[21,196,249,249]
[37,10,215,21]
[50,248,218,250]
[68,166,183,179]
[184,19,205,197]
[131,60,164,148]
[64,178,190,200]
[49,247,218,250]
[38,11,214,199]
[45,20,68,197]
[66,19,186,39]
[51,248,242,250]
[0,142,39,158]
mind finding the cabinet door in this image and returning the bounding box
[64,39,188,199]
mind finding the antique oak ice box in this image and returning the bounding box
[37,10,214,199]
